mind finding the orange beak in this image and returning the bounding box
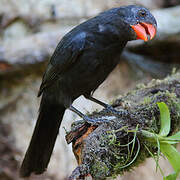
[131,22,156,41]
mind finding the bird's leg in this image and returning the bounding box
[68,105,108,124]
[86,96,109,108]
[85,96,128,116]
[85,96,117,113]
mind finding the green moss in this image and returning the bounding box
[143,96,152,105]
[91,159,110,179]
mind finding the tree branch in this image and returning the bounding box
[66,72,180,180]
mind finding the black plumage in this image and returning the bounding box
[20,5,157,177]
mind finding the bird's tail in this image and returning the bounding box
[20,94,65,177]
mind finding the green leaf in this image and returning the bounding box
[167,131,180,141]
[142,102,180,180]
[160,143,180,177]
[157,102,171,136]
[162,131,180,144]
[164,172,178,180]
[160,141,178,145]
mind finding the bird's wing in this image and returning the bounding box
[38,32,87,96]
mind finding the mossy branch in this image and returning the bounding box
[66,72,180,180]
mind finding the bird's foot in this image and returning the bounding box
[105,105,129,117]
[68,105,109,125]
[106,105,118,113]
[85,96,128,117]
[83,115,109,125]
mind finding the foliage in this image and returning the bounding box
[142,102,180,180]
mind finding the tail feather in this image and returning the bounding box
[20,96,65,177]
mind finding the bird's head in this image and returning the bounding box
[117,5,157,41]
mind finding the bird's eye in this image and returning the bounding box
[138,10,146,17]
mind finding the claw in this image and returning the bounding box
[84,115,109,125]
[106,105,129,117]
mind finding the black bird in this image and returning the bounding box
[20,5,157,177]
